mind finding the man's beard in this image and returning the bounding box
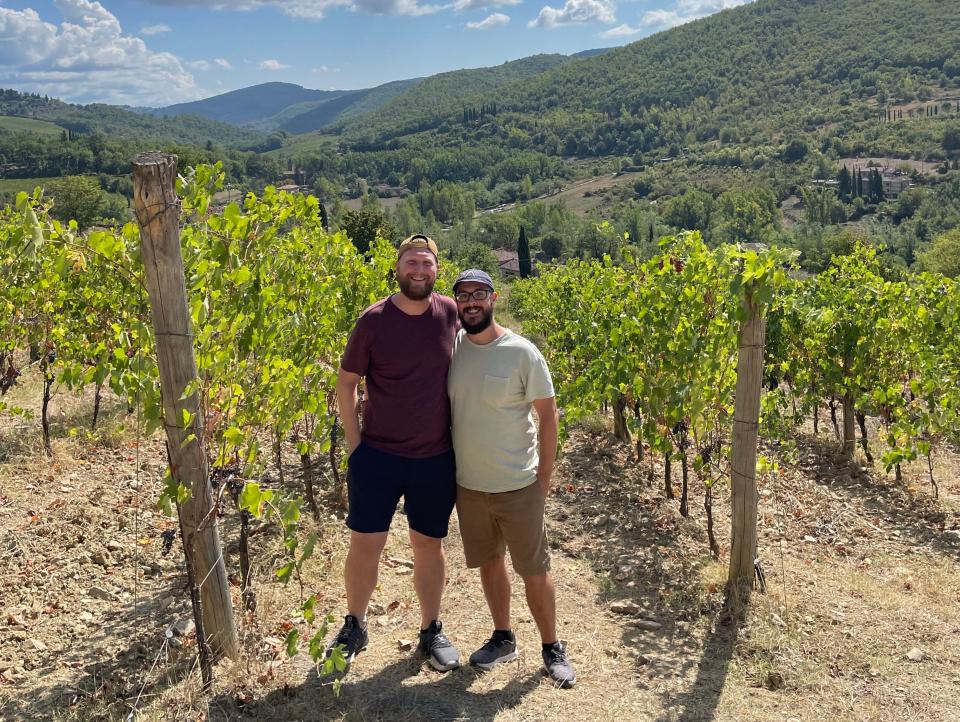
[397,273,435,301]
[459,305,494,334]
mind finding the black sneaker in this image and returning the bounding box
[469,630,518,670]
[326,614,368,667]
[542,642,576,688]
[417,620,461,672]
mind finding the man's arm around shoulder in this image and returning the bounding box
[532,396,559,497]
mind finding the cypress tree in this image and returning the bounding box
[518,226,531,279]
[871,169,885,203]
[319,202,330,233]
[837,166,852,202]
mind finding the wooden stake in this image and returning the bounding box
[727,292,764,606]
[132,153,239,661]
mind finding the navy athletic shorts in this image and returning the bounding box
[346,441,456,539]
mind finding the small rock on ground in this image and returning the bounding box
[906,647,924,662]
[610,600,641,615]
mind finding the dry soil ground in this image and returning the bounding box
[1,372,959,721]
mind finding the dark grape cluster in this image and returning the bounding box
[0,364,18,394]
[160,528,176,556]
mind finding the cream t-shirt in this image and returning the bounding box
[448,328,555,493]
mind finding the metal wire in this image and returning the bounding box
[134,258,144,614]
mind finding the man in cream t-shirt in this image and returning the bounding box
[448,268,576,688]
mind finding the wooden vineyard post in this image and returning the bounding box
[133,153,239,662]
[727,291,764,608]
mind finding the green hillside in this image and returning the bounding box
[0,115,63,137]
[0,89,262,147]
[5,0,960,277]
[339,0,960,164]
[154,78,421,134]
[294,0,960,278]
[261,132,336,158]
[340,54,572,143]
[153,82,343,127]
[0,176,58,194]
[276,79,421,134]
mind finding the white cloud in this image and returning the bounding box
[186,58,232,71]
[0,0,200,105]
[0,8,57,66]
[311,65,341,73]
[641,0,751,30]
[140,23,171,35]
[143,0,446,20]
[528,0,616,28]
[454,0,520,11]
[259,59,290,71]
[466,12,510,29]
[600,23,641,38]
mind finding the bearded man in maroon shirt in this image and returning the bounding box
[328,234,461,672]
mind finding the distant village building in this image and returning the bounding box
[373,183,411,198]
[810,164,913,200]
[280,169,307,188]
[878,171,911,199]
[838,163,913,199]
[493,247,537,278]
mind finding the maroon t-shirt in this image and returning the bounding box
[341,293,459,458]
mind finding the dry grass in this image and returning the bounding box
[2,380,960,721]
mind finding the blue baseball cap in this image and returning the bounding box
[453,268,495,292]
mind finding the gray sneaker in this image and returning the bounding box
[417,620,461,672]
[469,630,518,670]
[542,642,576,688]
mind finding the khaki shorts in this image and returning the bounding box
[456,481,551,578]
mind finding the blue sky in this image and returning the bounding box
[0,0,749,106]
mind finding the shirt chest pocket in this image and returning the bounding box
[483,374,512,404]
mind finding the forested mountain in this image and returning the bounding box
[151,82,344,127]
[151,79,421,133]
[275,79,420,134]
[158,52,574,139]
[152,51,572,138]
[337,54,572,144]
[0,89,262,147]
[338,0,960,163]
[298,0,959,278]
[570,48,614,59]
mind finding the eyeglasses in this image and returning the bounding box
[454,289,492,302]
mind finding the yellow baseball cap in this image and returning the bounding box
[397,233,439,259]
